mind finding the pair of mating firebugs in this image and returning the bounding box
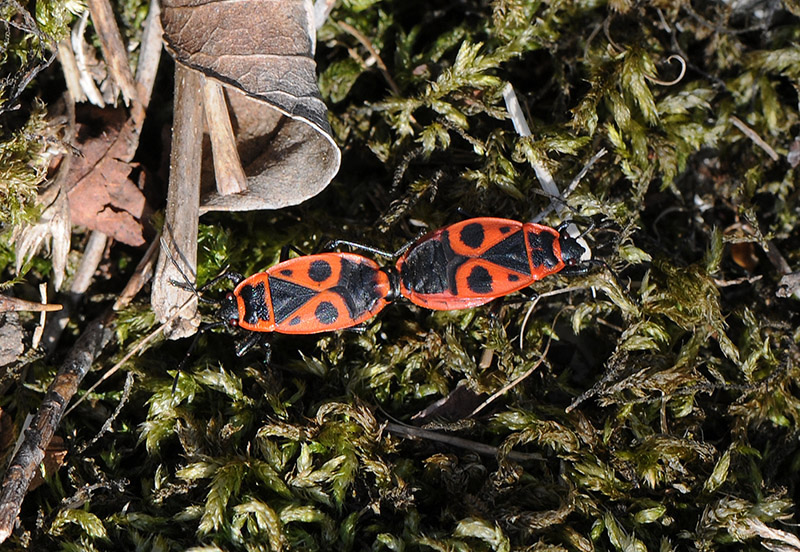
[213,217,592,355]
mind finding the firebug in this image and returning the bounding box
[395,218,588,310]
[217,252,397,335]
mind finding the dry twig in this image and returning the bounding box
[0,311,115,543]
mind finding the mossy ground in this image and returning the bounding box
[2,0,800,550]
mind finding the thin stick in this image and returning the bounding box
[502,83,564,217]
[57,38,85,103]
[203,78,247,195]
[71,11,105,107]
[0,310,115,543]
[150,64,203,339]
[470,337,552,418]
[42,231,108,355]
[85,0,138,105]
[74,371,135,454]
[0,295,61,313]
[64,294,198,416]
[384,422,543,463]
[338,21,400,96]
[731,116,779,161]
[134,0,162,109]
[114,234,160,311]
[30,284,49,350]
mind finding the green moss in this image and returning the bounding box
[7,0,800,550]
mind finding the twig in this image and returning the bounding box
[713,274,763,287]
[384,422,543,463]
[203,78,247,195]
[70,11,105,107]
[150,65,203,339]
[0,295,61,313]
[74,371,134,454]
[57,38,85,103]
[470,338,552,418]
[86,0,138,105]
[502,83,564,217]
[114,234,159,311]
[134,0,162,109]
[0,310,115,543]
[30,284,48,350]
[730,116,779,161]
[338,21,400,96]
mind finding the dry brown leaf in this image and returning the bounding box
[28,436,68,492]
[161,0,340,211]
[411,383,487,424]
[65,106,155,247]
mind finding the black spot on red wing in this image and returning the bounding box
[508,274,520,282]
[460,223,485,249]
[481,230,530,275]
[289,316,302,326]
[269,278,317,323]
[527,231,559,269]
[308,260,332,282]
[315,301,339,324]
[500,226,511,233]
[239,282,270,324]
[466,266,493,294]
[280,269,293,276]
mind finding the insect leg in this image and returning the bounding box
[280,244,310,261]
[235,332,272,359]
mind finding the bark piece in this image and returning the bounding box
[149,65,203,338]
[161,0,340,211]
[0,315,24,369]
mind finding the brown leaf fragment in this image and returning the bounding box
[411,383,487,424]
[65,106,155,247]
[161,0,340,211]
[28,436,67,492]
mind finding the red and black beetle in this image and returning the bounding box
[218,252,397,334]
[395,218,588,310]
